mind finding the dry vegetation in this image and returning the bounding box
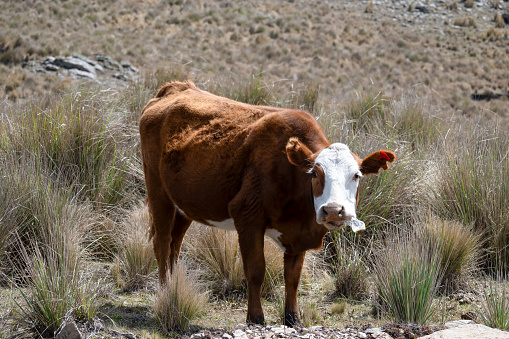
[1,0,509,338]
[1,0,508,115]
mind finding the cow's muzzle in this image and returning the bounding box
[317,203,354,229]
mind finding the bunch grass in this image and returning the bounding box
[153,264,208,332]
[373,233,442,324]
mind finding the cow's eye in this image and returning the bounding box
[311,171,318,178]
[354,173,360,180]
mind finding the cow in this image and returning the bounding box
[139,81,395,326]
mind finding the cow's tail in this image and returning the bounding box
[156,80,197,98]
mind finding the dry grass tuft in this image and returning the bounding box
[417,214,481,293]
[153,264,208,332]
[494,13,506,28]
[300,301,322,327]
[454,17,476,27]
[185,227,245,298]
[464,0,475,8]
[184,226,287,299]
[112,203,156,292]
[365,2,374,14]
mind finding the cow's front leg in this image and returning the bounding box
[237,228,266,325]
[283,251,306,327]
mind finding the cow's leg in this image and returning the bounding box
[283,251,306,327]
[229,172,266,324]
[168,209,192,272]
[145,170,176,285]
[237,228,266,325]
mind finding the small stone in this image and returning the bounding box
[55,321,82,339]
[222,334,233,339]
[358,332,367,339]
[461,311,478,321]
[233,329,248,339]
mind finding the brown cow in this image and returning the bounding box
[140,81,395,326]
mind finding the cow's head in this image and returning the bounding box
[286,138,395,230]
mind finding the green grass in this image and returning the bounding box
[373,233,442,324]
[476,275,509,330]
[429,122,509,272]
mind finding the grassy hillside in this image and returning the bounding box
[1,0,508,115]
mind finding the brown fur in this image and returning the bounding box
[139,81,395,326]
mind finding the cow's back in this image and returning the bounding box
[140,81,328,222]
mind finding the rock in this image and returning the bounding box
[445,320,475,328]
[503,13,509,25]
[69,68,97,79]
[222,334,233,339]
[72,54,104,73]
[420,323,509,339]
[358,332,367,338]
[121,61,139,73]
[461,311,478,321]
[233,329,248,339]
[416,6,430,13]
[52,56,97,75]
[364,327,392,339]
[55,321,83,339]
[96,54,122,70]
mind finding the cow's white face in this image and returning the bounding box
[310,143,361,229]
[285,137,395,231]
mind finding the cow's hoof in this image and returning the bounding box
[247,315,265,325]
[283,311,301,327]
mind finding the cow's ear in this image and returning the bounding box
[286,137,315,171]
[360,150,396,175]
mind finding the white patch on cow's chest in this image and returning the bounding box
[205,218,236,231]
[265,228,285,251]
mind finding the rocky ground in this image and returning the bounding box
[56,319,509,339]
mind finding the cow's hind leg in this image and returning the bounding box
[168,209,192,272]
[145,167,178,285]
[283,251,306,327]
[148,196,176,285]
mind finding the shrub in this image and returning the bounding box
[372,233,442,324]
[153,264,208,332]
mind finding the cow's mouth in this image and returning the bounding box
[324,221,346,230]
